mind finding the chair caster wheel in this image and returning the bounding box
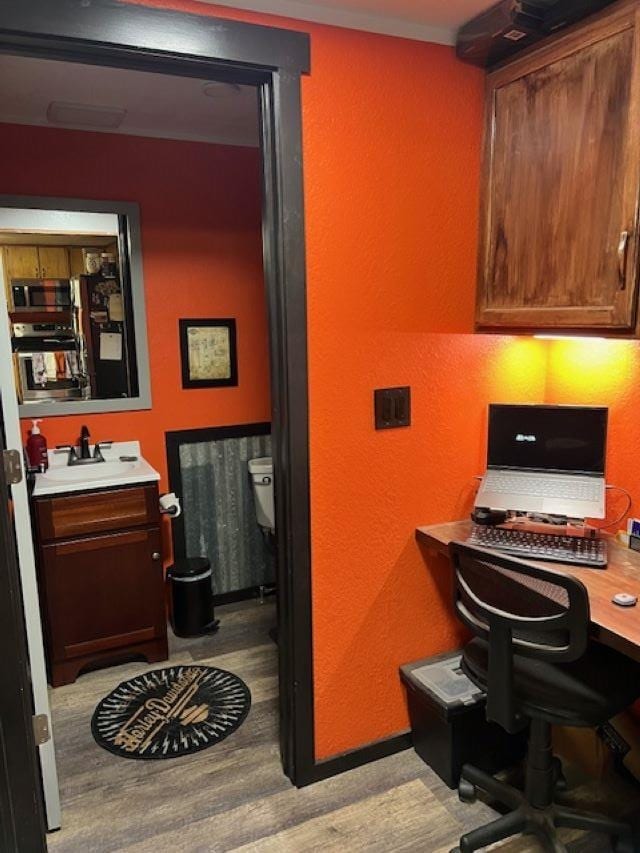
[613,836,634,853]
[458,778,477,804]
[449,848,461,853]
[552,756,567,792]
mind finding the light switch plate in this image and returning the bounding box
[374,387,411,430]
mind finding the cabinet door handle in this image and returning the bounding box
[152,552,161,561]
[618,230,630,289]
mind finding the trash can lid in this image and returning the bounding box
[167,557,211,578]
[400,652,485,720]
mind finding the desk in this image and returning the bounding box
[417,520,640,665]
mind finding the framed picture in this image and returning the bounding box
[179,318,238,389]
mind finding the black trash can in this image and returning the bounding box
[167,557,219,638]
[400,652,527,788]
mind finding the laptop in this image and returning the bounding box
[475,404,608,519]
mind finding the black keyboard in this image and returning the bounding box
[467,525,608,568]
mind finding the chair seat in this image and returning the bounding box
[462,637,640,727]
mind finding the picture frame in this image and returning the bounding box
[179,318,238,389]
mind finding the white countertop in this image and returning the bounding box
[32,440,160,497]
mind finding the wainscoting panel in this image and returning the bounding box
[167,425,273,597]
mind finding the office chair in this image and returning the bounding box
[449,541,640,853]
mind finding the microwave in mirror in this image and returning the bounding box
[12,280,73,311]
[0,196,151,417]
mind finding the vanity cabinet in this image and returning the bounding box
[33,483,168,687]
[476,1,640,333]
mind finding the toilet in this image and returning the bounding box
[248,456,275,535]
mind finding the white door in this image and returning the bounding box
[0,261,61,830]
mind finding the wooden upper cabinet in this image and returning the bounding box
[476,2,640,333]
[3,245,70,280]
[69,247,85,276]
[37,246,70,279]
[4,245,40,279]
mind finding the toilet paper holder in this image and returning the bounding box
[159,492,181,518]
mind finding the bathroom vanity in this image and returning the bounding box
[31,442,168,686]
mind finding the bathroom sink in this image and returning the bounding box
[32,441,160,497]
[39,460,138,483]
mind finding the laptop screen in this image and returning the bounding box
[488,404,608,475]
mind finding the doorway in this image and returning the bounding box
[0,2,314,847]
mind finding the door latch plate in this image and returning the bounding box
[33,714,50,746]
[3,449,22,485]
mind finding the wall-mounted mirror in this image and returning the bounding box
[0,195,151,416]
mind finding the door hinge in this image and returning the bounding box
[33,714,50,746]
[3,449,22,485]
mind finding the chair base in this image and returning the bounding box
[450,763,635,853]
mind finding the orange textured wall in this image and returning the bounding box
[546,339,640,526]
[0,124,270,506]
[121,0,554,759]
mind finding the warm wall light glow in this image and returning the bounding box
[546,338,639,403]
[534,334,606,342]
[489,336,548,400]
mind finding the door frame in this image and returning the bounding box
[0,429,47,851]
[0,0,317,796]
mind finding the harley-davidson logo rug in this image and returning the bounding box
[91,665,251,760]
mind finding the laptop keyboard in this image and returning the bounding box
[483,472,601,502]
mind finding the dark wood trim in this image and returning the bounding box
[0,0,310,74]
[0,427,47,851]
[166,421,272,562]
[0,0,318,819]
[166,421,272,448]
[259,68,316,789]
[299,732,412,786]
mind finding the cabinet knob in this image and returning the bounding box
[152,552,161,561]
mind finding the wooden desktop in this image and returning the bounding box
[416,520,640,665]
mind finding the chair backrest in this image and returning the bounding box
[449,541,590,731]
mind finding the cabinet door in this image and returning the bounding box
[477,6,640,332]
[41,527,165,663]
[68,247,85,277]
[37,247,70,280]
[4,246,40,279]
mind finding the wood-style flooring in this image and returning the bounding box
[47,600,637,852]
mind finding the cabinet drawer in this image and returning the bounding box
[35,484,159,542]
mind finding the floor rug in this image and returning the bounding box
[91,665,251,759]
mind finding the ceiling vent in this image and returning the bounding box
[202,81,243,99]
[46,101,127,129]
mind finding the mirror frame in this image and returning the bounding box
[0,193,152,417]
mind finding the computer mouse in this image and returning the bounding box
[471,507,508,526]
[612,593,638,608]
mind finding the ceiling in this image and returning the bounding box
[201,0,494,44]
[0,2,493,148]
[0,54,260,148]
